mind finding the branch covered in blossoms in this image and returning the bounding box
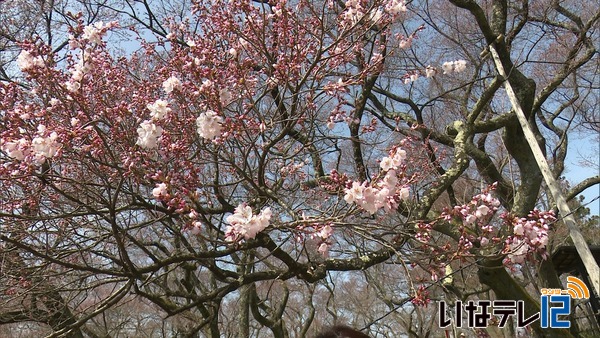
[225,204,273,242]
[343,147,411,214]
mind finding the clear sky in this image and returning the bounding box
[564,134,599,217]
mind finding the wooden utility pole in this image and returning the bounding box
[488,43,600,297]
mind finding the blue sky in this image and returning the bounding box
[564,134,599,217]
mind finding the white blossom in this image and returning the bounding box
[152,183,168,198]
[380,157,394,171]
[162,76,182,94]
[399,37,412,49]
[360,186,379,214]
[317,242,330,255]
[136,120,163,149]
[147,99,171,120]
[225,204,272,241]
[382,169,398,188]
[196,110,223,140]
[425,66,436,78]
[1,138,30,160]
[475,205,490,218]
[200,79,213,91]
[398,186,410,200]
[464,214,477,225]
[385,0,407,16]
[190,221,202,235]
[318,225,334,239]
[31,131,60,159]
[341,0,364,26]
[442,61,454,74]
[219,89,233,106]
[380,148,406,171]
[344,181,365,204]
[454,59,467,72]
[442,60,468,74]
[65,81,81,92]
[82,21,106,44]
[507,240,528,264]
[16,50,44,71]
[71,70,84,81]
[70,58,91,82]
[513,223,524,236]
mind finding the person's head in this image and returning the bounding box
[315,325,371,338]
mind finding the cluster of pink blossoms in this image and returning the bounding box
[441,60,467,74]
[420,187,503,258]
[294,213,336,256]
[411,285,431,307]
[16,50,44,71]
[343,148,410,214]
[340,0,407,28]
[80,21,111,44]
[503,209,555,264]
[135,76,182,149]
[196,110,223,140]
[443,191,501,229]
[314,224,334,255]
[415,183,556,276]
[136,121,163,149]
[147,100,171,120]
[139,76,226,150]
[224,204,272,242]
[64,21,118,93]
[1,125,61,165]
[401,59,466,85]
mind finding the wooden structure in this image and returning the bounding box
[552,245,600,329]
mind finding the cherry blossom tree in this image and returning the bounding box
[0,0,598,337]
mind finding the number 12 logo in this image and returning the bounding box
[540,295,570,328]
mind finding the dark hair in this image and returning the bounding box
[315,325,371,338]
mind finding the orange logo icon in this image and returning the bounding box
[564,276,590,299]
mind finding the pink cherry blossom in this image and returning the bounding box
[318,225,333,239]
[442,61,454,74]
[399,37,412,49]
[385,0,407,16]
[147,100,171,120]
[162,76,182,94]
[344,181,365,204]
[31,132,60,160]
[152,183,168,198]
[82,21,107,44]
[454,59,467,72]
[425,66,436,78]
[475,205,490,218]
[136,120,163,149]
[225,205,272,241]
[196,110,223,140]
[190,221,202,235]
[317,242,330,256]
[16,50,44,71]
